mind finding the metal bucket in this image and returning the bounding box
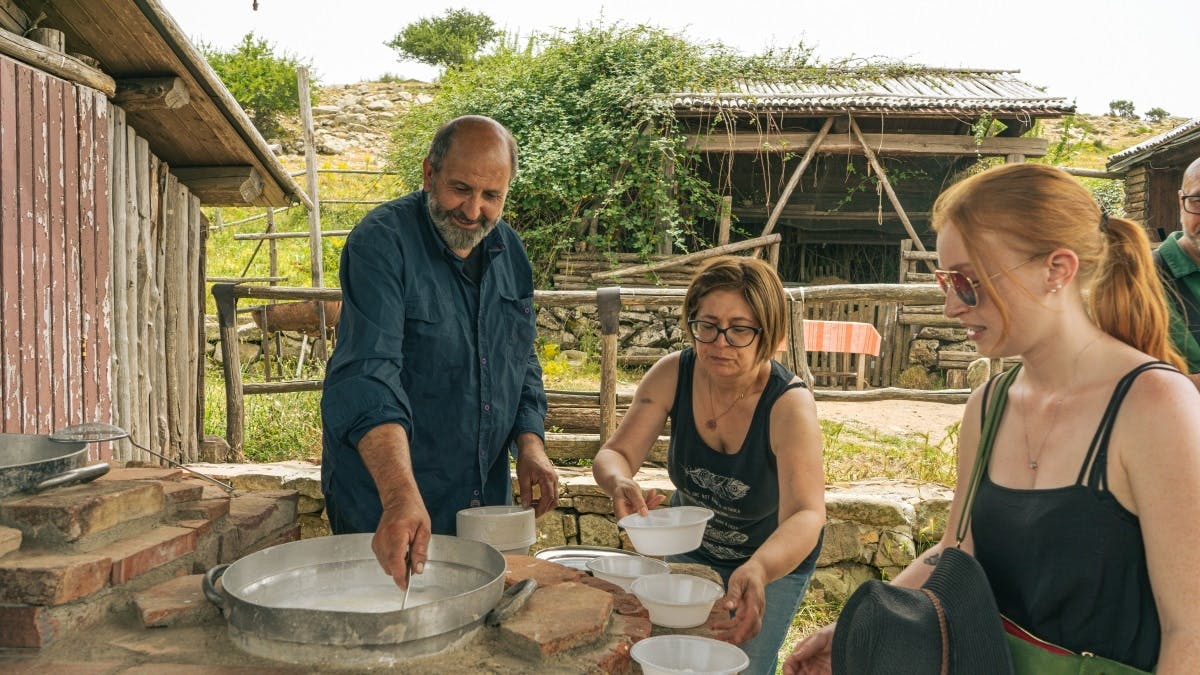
[203,533,532,668]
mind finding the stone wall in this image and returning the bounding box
[194,462,954,605]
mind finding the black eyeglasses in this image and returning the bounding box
[934,254,1042,308]
[687,319,762,348]
[1181,192,1200,215]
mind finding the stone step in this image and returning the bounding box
[0,480,165,549]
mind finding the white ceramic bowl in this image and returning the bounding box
[630,573,724,628]
[585,554,670,591]
[631,635,749,675]
[455,505,536,553]
[617,506,713,556]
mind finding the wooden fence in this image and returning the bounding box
[212,283,968,460]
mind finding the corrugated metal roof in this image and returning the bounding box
[1107,118,1200,171]
[669,70,1074,115]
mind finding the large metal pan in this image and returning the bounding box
[0,433,110,499]
[203,533,534,668]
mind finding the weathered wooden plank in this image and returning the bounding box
[590,234,781,281]
[135,135,152,454]
[0,0,31,34]
[685,131,1048,157]
[544,433,671,463]
[124,124,142,458]
[0,29,115,96]
[152,159,169,455]
[90,93,112,453]
[110,106,133,457]
[186,192,202,462]
[31,70,51,433]
[0,56,17,431]
[898,312,958,327]
[164,174,185,463]
[48,75,68,430]
[813,388,969,403]
[62,77,81,427]
[77,88,98,431]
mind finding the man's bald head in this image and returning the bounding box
[426,115,519,182]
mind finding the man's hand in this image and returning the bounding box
[782,623,835,675]
[515,433,559,517]
[372,493,431,590]
[710,561,767,644]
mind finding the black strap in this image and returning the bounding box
[1153,249,1200,338]
[955,364,1021,545]
[1079,360,1179,491]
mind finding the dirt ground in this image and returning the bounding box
[815,398,965,441]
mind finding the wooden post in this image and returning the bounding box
[767,241,780,271]
[783,296,814,388]
[212,283,246,460]
[297,66,327,361]
[718,195,732,246]
[597,287,621,443]
[848,117,934,271]
[757,116,836,253]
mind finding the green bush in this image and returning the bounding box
[1107,99,1137,119]
[1144,107,1170,123]
[201,32,316,139]
[387,9,499,69]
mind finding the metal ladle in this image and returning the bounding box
[49,422,235,493]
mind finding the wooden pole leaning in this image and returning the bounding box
[212,283,246,461]
[597,287,622,444]
[756,116,836,257]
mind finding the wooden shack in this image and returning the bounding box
[673,69,1074,283]
[0,0,307,463]
[1107,117,1200,241]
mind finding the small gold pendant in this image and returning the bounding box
[1028,461,1038,470]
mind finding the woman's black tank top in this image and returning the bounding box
[972,361,1172,671]
[667,347,821,572]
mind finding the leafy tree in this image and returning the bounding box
[386,9,499,69]
[1145,107,1170,123]
[387,23,908,284]
[1108,99,1137,118]
[201,32,315,139]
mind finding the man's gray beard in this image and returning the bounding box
[427,191,498,252]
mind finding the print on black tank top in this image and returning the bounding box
[972,361,1172,672]
[666,347,821,573]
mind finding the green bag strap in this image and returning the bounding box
[954,363,1023,546]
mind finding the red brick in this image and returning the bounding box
[173,518,213,538]
[227,491,297,539]
[580,574,625,594]
[0,481,163,544]
[97,467,184,482]
[0,525,21,558]
[498,581,613,658]
[0,605,47,648]
[576,637,635,674]
[503,554,585,588]
[610,613,652,642]
[92,526,198,585]
[175,498,230,523]
[240,524,300,558]
[133,574,221,627]
[611,591,649,618]
[120,666,296,674]
[162,482,204,504]
[0,551,112,604]
[0,659,125,674]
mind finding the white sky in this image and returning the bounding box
[159,0,1197,118]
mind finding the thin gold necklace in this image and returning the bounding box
[705,374,747,431]
[1019,335,1102,471]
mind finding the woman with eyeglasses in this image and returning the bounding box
[785,162,1200,674]
[593,255,825,675]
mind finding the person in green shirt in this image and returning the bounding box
[1155,156,1200,387]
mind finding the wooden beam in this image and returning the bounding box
[0,0,30,34]
[734,207,932,222]
[849,117,933,267]
[758,116,835,248]
[114,76,191,111]
[173,166,263,205]
[589,233,782,281]
[686,131,1048,157]
[0,28,115,96]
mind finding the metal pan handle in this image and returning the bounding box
[202,564,232,611]
[485,577,537,627]
[32,463,110,492]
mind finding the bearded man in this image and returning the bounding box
[321,116,558,589]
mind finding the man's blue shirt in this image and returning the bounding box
[320,189,546,535]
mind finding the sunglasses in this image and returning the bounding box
[934,254,1043,308]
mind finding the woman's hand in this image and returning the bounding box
[609,478,665,520]
[782,623,835,675]
[710,561,767,644]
